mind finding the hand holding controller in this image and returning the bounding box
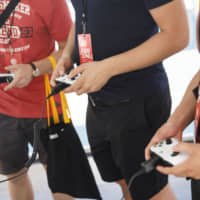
[55,74,77,86]
[0,73,15,83]
[48,74,78,98]
[150,138,189,166]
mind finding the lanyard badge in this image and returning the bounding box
[77,0,94,64]
[78,34,93,64]
[195,83,200,143]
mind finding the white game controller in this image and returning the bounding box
[150,138,189,166]
[0,73,15,83]
[49,74,78,96]
[55,74,76,86]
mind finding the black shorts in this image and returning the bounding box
[0,113,47,175]
[191,179,200,200]
[86,87,171,200]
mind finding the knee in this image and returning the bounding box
[116,179,127,188]
[6,168,28,184]
[53,193,74,200]
[150,184,177,200]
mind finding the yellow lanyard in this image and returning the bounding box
[44,56,71,126]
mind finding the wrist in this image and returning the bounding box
[166,118,183,133]
[61,53,72,61]
[29,62,40,77]
[101,59,116,79]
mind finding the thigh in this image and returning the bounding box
[107,88,171,200]
[0,114,28,175]
[22,117,47,164]
[86,101,123,182]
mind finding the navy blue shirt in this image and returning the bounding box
[71,0,173,101]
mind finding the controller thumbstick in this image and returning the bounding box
[166,138,172,144]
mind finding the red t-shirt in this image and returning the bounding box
[0,0,72,118]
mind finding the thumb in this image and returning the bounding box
[173,142,193,154]
[56,63,66,76]
[4,80,16,91]
[58,68,65,76]
[4,76,19,91]
[68,66,83,79]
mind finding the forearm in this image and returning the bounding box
[60,23,75,60]
[168,70,200,131]
[31,24,75,76]
[103,30,188,77]
[102,0,189,77]
[31,48,65,76]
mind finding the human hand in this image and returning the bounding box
[63,60,112,95]
[145,121,182,160]
[4,64,33,91]
[156,143,200,179]
[50,56,72,87]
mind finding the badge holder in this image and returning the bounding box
[77,0,94,64]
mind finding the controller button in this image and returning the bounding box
[171,152,179,157]
[166,138,172,144]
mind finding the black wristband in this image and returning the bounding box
[29,62,40,77]
[29,62,36,71]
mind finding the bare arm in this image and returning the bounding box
[60,23,75,61]
[30,39,69,75]
[167,70,200,130]
[65,0,189,95]
[103,0,189,76]
[145,70,200,160]
[4,32,72,91]
[50,24,75,86]
[153,72,200,179]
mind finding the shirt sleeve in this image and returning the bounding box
[144,0,174,10]
[42,0,73,41]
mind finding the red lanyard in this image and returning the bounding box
[195,84,200,143]
[81,0,87,34]
[77,0,94,64]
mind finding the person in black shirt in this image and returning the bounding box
[52,0,189,199]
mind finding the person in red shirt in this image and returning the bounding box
[0,0,73,200]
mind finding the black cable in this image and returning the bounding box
[25,98,47,168]
[46,82,70,99]
[0,169,28,183]
[0,81,69,183]
[120,168,145,200]
[120,155,161,200]
[0,98,47,183]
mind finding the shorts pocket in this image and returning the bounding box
[143,88,171,132]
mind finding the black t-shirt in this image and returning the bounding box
[71,0,173,101]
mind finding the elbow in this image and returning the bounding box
[175,34,189,51]
[172,29,190,52]
[171,14,190,52]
